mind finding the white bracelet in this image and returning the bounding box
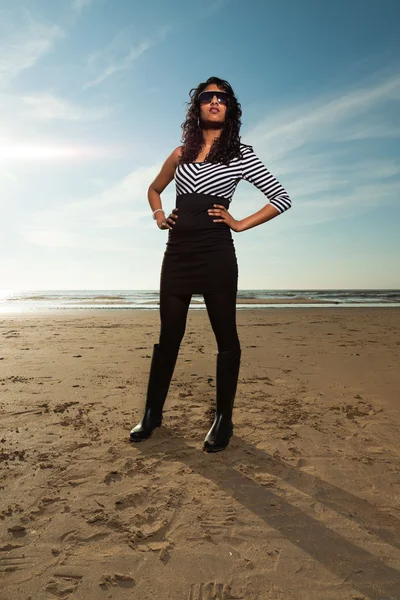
[152,208,165,220]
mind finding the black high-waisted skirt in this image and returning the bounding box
[160,192,238,295]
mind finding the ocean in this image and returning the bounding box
[1,289,399,313]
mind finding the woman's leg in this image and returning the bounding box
[203,292,240,353]
[130,292,192,441]
[159,292,192,353]
[203,292,241,452]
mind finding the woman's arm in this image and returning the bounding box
[238,145,292,231]
[148,146,181,226]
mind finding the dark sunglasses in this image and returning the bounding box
[198,90,229,105]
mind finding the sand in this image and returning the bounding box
[0,307,399,600]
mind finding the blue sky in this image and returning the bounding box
[0,0,399,291]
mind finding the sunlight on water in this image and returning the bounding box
[0,289,399,313]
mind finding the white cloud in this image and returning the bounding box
[84,25,171,89]
[246,73,400,158]
[52,165,160,212]
[72,0,95,10]
[18,164,166,249]
[234,70,400,233]
[20,93,111,121]
[338,124,400,141]
[0,12,63,85]
[0,11,94,163]
[22,227,141,253]
[0,168,19,207]
[0,91,113,163]
[200,0,231,17]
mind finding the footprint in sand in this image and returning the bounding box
[99,573,135,589]
[103,471,122,485]
[198,505,237,537]
[2,331,20,338]
[188,582,241,599]
[46,572,82,597]
[0,542,31,574]
[7,525,27,538]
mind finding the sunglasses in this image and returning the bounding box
[198,90,229,105]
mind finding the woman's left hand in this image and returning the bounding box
[208,204,242,232]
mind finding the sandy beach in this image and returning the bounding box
[1,307,399,600]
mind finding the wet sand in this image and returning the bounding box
[1,308,399,599]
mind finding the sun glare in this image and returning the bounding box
[0,144,90,161]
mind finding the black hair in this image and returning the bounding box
[179,76,243,165]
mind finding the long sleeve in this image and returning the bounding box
[241,145,292,214]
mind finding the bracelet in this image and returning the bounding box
[152,208,165,220]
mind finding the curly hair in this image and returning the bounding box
[178,76,243,166]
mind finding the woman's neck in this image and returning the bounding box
[201,120,222,148]
[202,132,221,149]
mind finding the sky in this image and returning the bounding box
[0,0,399,292]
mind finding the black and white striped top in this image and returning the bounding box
[174,143,292,214]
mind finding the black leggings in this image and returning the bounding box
[159,293,240,354]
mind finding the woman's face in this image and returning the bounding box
[199,84,228,127]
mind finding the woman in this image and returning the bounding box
[130,76,292,452]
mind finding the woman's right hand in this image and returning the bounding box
[157,208,178,230]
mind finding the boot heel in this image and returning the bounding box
[203,348,241,453]
[130,417,162,442]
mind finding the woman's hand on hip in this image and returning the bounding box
[157,208,178,230]
[208,204,242,232]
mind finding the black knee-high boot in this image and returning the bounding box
[129,343,179,442]
[203,347,241,453]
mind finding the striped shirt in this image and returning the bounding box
[175,143,292,214]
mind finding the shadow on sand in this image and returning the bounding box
[133,431,400,600]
